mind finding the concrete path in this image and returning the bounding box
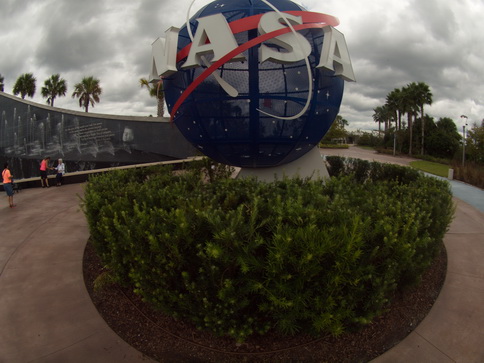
[373,200,484,363]
[0,184,151,362]
[320,145,417,166]
[1,148,483,362]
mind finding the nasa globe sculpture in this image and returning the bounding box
[151,0,355,170]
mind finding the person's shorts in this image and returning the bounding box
[3,183,14,196]
[40,170,47,179]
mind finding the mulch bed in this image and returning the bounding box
[83,242,447,362]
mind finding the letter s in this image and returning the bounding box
[258,11,311,64]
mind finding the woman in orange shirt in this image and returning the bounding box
[40,156,52,188]
[2,162,15,208]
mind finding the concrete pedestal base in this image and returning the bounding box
[236,147,329,182]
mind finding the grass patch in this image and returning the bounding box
[319,144,350,149]
[410,160,449,178]
[356,146,375,151]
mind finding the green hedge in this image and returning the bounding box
[82,159,453,342]
[319,143,350,149]
[325,156,422,183]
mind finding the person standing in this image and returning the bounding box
[54,158,65,186]
[2,162,15,208]
[40,157,52,188]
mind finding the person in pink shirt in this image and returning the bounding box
[2,162,15,208]
[40,156,52,188]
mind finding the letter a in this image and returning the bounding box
[182,13,245,69]
[317,26,356,82]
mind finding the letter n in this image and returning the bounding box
[181,13,245,69]
[150,27,179,81]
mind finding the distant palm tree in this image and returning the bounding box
[381,104,395,132]
[13,73,36,99]
[72,76,102,112]
[373,106,388,134]
[41,74,67,107]
[0,74,4,92]
[413,82,433,155]
[386,88,404,130]
[140,77,164,117]
[401,84,419,155]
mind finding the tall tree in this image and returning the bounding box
[12,73,36,99]
[0,74,4,92]
[413,82,433,155]
[386,88,404,130]
[466,120,484,163]
[372,106,384,134]
[401,84,419,155]
[425,117,460,159]
[41,74,67,107]
[140,77,164,117]
[71,76,102,112]
[322,115,349,143]
[373,105,392,134]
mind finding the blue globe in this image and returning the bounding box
[164,0,344,168]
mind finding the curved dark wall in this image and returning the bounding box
[0,92,196,179]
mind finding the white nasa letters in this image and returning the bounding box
[182,13,246,69]
[258,12,311,64]
[317,26,355,82]
[150,27,180,81]
[150,11,355,82]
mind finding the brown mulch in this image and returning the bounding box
[83,242,447,362]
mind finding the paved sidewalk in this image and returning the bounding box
[0,184,152,362]
[373,199,484,363]
[320,145,418,166]
[1,155,483,362]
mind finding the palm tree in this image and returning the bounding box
[413,82,433,155]
[401,83,419,155]
[386,88,404,130]
[0,74,4,92]
[373,105,391,134]
[71,76,102,112]
[41,74,67,107]
[12,73,36,99]
[140,77,164,117]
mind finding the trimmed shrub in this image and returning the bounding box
[326,156,422,184]
[82,159,453,342]
[356,132,382,148]
[325,155,346,177]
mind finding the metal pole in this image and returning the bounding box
[460,115,468,167]
[462,125,465,166]
[393,132,396,156]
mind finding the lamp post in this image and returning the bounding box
[393,131,396,156]
[460,115,468,166]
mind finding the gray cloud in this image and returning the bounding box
[1,0,483,130]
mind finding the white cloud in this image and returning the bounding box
[1,0,483,128]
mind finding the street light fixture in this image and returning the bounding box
[460,115,468,166]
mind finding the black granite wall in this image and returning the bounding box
[0,92,196,179]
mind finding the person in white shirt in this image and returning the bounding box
[55,159,66,186]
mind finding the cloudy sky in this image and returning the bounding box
[1,0,483,131]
